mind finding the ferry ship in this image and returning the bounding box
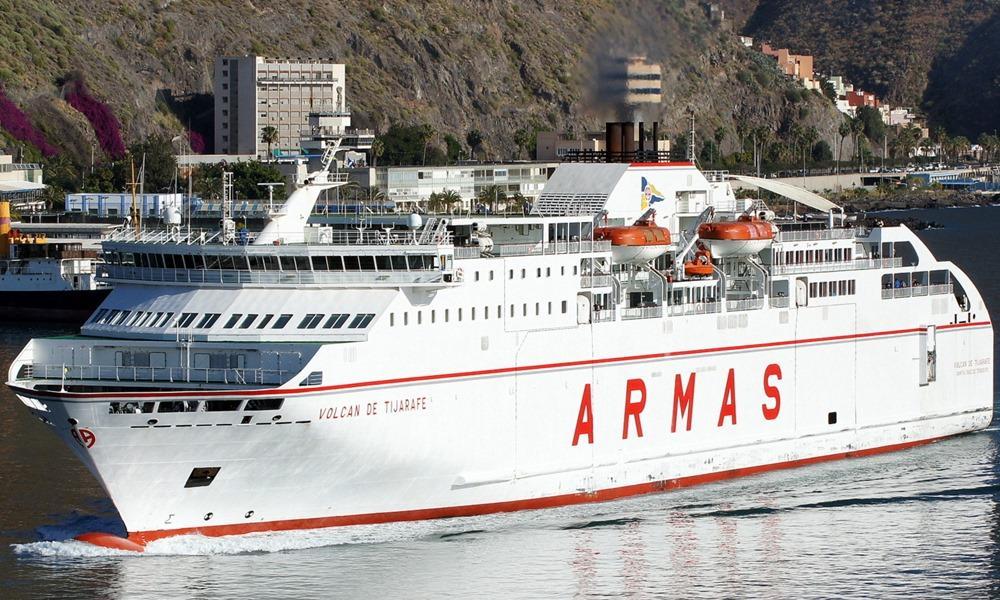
[0,201,110,321]
[6,132,992,552]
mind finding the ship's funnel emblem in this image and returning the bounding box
[641,177,665,210]
[71,427,96,449]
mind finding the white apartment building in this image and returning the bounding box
[342,163,559,211]
[213,56,347,158]
[65,193,184,218]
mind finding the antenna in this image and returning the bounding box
[128,159,141,237]
[688,111,696,163]
[257,182,285,215]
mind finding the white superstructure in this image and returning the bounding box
[6,155,992,551]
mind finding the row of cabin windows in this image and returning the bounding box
[507,265,577,280]
[108,252,438,272]
[108,397,284,414]
[809,279,856,299]
[90,309,372,331]
[777,248,852,266]
[388,301,568,326]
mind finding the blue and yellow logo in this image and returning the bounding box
[641,177,665,210]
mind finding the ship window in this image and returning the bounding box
[257,314,274,329]
[458,308,463,321]
[358,256,375,270]
[156,312,174,327]
[294,256,311,271]
[509,269,513,279]
[138,312,156,327]
[376,255,391,271]
[327,256,344,271]
[184,467,221,488]
[249,255,264,270]
[561,266,565,276]
[489,271,494,281]
[484,306,489,319]
[323,314,349,328]
[198,313,221,328]
[246,398,284,411]
[537,268,541,277]
[849,280,856,294]
[158,400,199,413]
[521,269,526,279]
[431,310,436,323]
[407,255,424,270]
[178,312,198,328]
[126,312,145,326]
[522,304,527,316]
[475,271,480,281]
[510,304,515,317]
[573,266,578,275]
[311,256,328,270]
[298,313,323,328]
[114,311,132,325]
[417,311,423,325]
[344,256,361,270]
[90,309,109,324]
[224,314,243,329]
[391,255,407,270]
[471,307,476,320]
[444,309,449,322]
[205,255,221,270]
[497,304,501,317]
[546,267,551,277]
[548,301,552,315]
[403,312,409,326]
[535,303,540,316]
[272,314,292,328]
[205,399,242,411]
[280,256,297,271]
[561,301,568,314]
[183,254,196,269]
[240,314,258,328]
[390,313,395,326]
[262,256,278,271]
[359,313,375,328]
[346,313,373,328]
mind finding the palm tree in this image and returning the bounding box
[260,126,279,161]
[850,117,865,171]
[370,138,384,168]
[837,120,852,175]
[477,184,506,213]
[427,189,462,213]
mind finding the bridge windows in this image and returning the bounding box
[272,314,293,328]
[197,313,221,328]
[256,314,275,329]
[298,314,324,329]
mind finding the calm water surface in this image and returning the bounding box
[1,206,999,599]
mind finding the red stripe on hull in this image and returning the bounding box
[17,321,992,401]
[114,434,946,548]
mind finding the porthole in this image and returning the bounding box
[204,512,213,521]
[272,414,282,421]
[245,510,254,519]
[147,418,158,425]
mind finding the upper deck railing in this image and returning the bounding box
[105,225,453,248]
[774,228,864,242]
[29,363,287,386]
[101,265,452,287]
[772,257,903,275]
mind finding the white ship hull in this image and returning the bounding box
[11,297,992,545]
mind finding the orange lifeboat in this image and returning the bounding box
[684,246,714,277]
[594,218,671,264]
[697,216,775,258]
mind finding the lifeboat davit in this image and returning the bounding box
[594,218,671,264]
[697,216,776,258]
[684,246,715,278]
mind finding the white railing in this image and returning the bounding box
[490,240,611,257]
[581,275,613,288]
[101,265,452,287]
[727,298,765,312]
[666,301,722,316]
[883,283,953,300]
[454,246,483,259]
[592,309,617,323]
[775,228,862,242]
[769,296,790,308]
[773,257,902,275]
[31,364,287,386]
[622,306,663,321]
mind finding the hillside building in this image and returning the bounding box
[761,44,817,90]
[213,56,347,159]
[65,193,184,218]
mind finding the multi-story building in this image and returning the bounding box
[846,90,879,109]
[65,193,184,218]
[342,163,559,212]
[0,153,45,211]
[761,44,817,89]
[621,56,663,106]
[213,56,346,158]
